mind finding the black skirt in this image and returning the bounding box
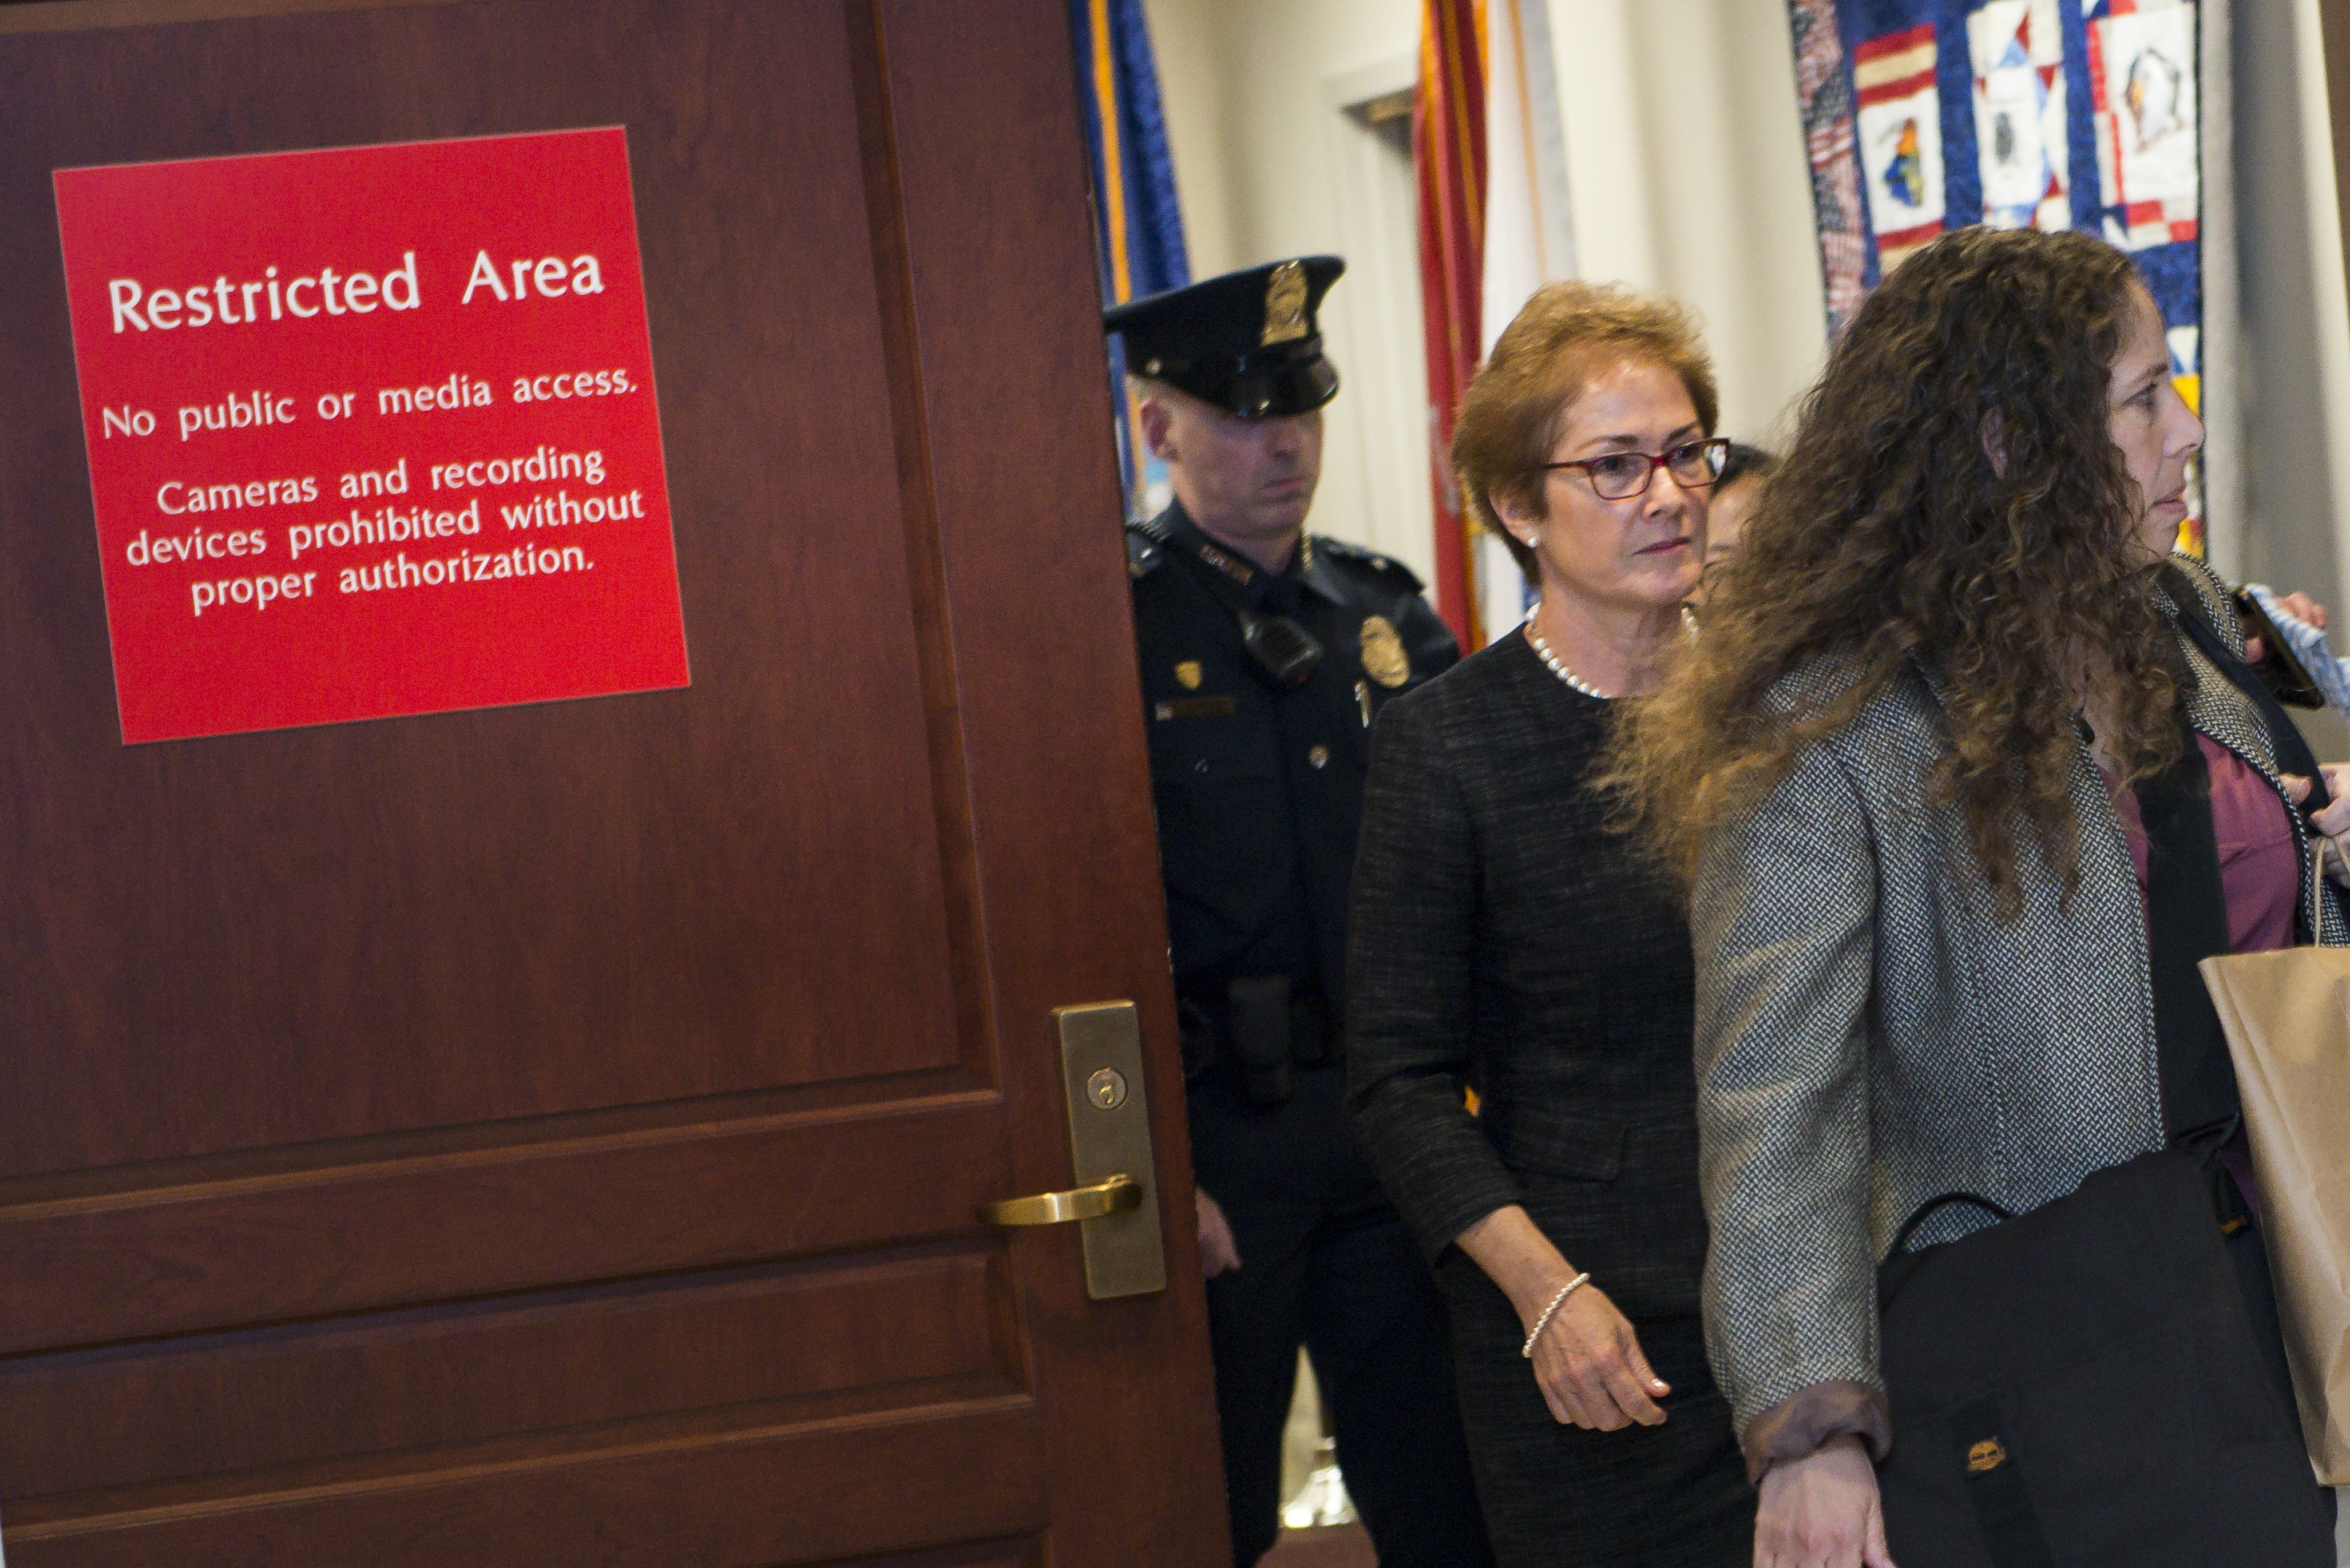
[1442,1255,1753,1567]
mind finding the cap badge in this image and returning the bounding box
[1175,660,1204,690]
[1360,615,1410,688]
[1262,260,1309,346]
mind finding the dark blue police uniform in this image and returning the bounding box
[1130,502,1492,1567]
[1109,256,1492,1567]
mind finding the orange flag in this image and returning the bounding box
[1413,0,1487,649]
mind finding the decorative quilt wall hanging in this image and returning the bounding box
[1789,0,2206,551]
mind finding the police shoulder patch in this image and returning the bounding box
[1125,526,1166,579]
[1313,535,1423,593]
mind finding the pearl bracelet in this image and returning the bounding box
[1519,1272,1593,1359]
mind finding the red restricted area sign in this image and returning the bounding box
[53,127,689,743]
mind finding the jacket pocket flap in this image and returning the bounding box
[1496,1105,1625,1180]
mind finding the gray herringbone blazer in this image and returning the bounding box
[1691,557,2349,1438]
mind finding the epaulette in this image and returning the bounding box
[1124,522,1166,580]
[1311,534,1422,592]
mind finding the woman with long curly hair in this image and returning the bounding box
[1612,225,2348,1564]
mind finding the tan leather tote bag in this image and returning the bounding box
[2201,947,2350,1483]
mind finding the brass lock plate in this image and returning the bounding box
[1056,1002,1166,1299]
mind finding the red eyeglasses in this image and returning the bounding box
[1541,438,1730,499]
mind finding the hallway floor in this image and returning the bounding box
[1261,1524,1375,1567]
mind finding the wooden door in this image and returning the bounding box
[0,1,1226,1563]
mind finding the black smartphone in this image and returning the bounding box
[2232,589,2329,709]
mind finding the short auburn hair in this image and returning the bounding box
[1452,280,1718,575]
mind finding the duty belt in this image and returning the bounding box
[1176,974,1336,1105]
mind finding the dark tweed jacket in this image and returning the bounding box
[1347,629,1709,1320]
[1691,555,2350,1444]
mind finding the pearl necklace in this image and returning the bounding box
[1524,621,1609,698]
[1523,606,1698,700]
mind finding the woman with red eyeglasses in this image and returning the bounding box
[1347,279,1750,1566]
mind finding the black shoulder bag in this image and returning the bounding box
[1873,577,2335,1565]
[1875,1149,2329,1565]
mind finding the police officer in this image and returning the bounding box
[1108,258,1493,1568]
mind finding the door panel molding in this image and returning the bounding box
[0,1243,1018,1497]
[8,1398,1045,1566]
[0,1097,1010,1352]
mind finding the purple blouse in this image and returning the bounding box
[2109,733,2300,955]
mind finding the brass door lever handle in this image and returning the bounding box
[980,1173,1143,1228]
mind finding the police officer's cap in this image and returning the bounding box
[1105,256,1345,419]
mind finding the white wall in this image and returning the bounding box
[1144,0,1423,275]
[1144,0,1433,583]
[1139,0,1242,282]
[1143,0,1831,588]
[2227,0,2350,757]
[1548,0,1830,446]
[2232,0,2350,614]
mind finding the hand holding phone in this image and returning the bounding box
[2233,589,2328,709]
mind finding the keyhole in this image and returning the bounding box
[1087,1068,1129,1110]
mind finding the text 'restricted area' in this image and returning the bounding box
[54,127,691,743]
